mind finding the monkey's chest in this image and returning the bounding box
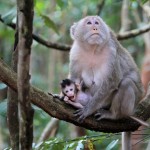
[76,51,109,87]
[81,64,107,87]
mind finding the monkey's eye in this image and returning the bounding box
[95,21,99,25]
[70,89,73,91]
[65,90,68,93]
[87,21,92,25]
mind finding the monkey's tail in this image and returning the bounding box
[130,116,149,127]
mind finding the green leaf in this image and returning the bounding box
[76,140,84,150]
[56,0,68,9]
[63,142,77,150]
[141,0,149,4]
[1,7,16,24]
[106,139,119,150]
[40,14,59,35]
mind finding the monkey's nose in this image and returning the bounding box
[93,27,98,31]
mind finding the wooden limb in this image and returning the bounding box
[7,19,19,150]
[117,23,150,40]
[119,0,130,33]
[0,86,7,101]
[1,58,150,133]
[17,0,34,149]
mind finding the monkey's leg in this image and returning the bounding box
[95,78,137,120]
[95,78,138,150]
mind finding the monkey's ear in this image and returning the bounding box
[70,22,78,40]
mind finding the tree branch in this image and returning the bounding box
[0,58,150,133]
[0,15,71,51]
[17,0,34,148]
[119,0,131,33]
[1,15,150,49]
[96,0,105,15]
[117,23,150,40]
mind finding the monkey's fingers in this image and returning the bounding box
[73,109,83,116]
[48,93,62,100]
[77,115,86,123]
[73,109,86,123]
[64,96,69,101]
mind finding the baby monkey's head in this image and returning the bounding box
[60,79,78,101]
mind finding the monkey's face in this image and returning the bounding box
[63,84,76,101]
[70,16,109,45]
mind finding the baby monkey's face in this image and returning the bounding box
[63,84,76,101]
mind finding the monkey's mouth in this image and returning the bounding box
[91,33,100,35]
[90,33,100,38]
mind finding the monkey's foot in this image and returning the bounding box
[95,109,109,121]
[74,108,87,123]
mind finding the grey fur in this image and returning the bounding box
[69,16,145,150]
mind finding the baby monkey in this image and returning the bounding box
[60,79,91,109]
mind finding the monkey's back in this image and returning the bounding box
[111,32,144,102]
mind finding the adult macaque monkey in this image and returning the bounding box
[69,16,144,150]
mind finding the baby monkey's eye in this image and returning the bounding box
[65,90,68,93]
[70,89,73,91]
[95,21,99,25]
[87,21,92,25]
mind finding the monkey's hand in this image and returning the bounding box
[48,93,60,99]
[74,107,89,123]
[64,96,69,103]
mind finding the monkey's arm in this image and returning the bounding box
[74,88,113,122]
[69,60,82,84]
[63,96,83,109]
[67,101,84,109]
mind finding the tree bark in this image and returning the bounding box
[119,0,130,33]
[7,23,19,149]
[0,58,150,133]
[16,0,34,149]
[7,49,19,150]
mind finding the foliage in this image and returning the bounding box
[33,134,120,150]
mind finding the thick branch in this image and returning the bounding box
[7,37,19,149]
[1,16,150,49]
[1,58,150,133]
[17,0,34,149]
